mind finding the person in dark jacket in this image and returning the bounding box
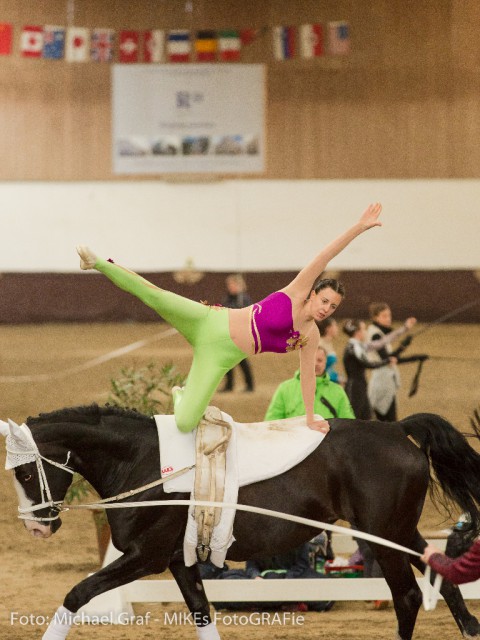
[342,319,395,420]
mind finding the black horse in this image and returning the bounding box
[5,404,480,639]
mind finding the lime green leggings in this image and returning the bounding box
[95,259,247,432]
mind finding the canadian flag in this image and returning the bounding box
[65,27,89,62]
[119,30,138,63]
[144,29,164,62]
[21,25,43,58]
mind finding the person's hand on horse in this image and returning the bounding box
[308,419,330,434]
[358,203,383,231]
[420,543,442,564]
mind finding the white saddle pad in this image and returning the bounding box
[156,411,325,568]
[156,411,325,493]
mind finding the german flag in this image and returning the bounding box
[195,30,217,62]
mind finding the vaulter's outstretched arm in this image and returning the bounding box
[284,203,383,302]
[299,330,329,433]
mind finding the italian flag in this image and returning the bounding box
[218,29,241,62]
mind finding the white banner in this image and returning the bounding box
[112,64,265,174]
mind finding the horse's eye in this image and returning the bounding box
[23,474,32,483]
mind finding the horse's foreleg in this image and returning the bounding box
[410,530,480,638]
[42,545,167,640]
[169,550,220,640]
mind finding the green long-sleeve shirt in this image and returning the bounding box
[264,370,355,421]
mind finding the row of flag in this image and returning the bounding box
[274,22,350,59]
[0,22,350,63]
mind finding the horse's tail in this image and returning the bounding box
[400,412,480,533]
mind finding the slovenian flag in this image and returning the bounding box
[43,25,65,60]
[21,25,43,58]
[299,24,323,58]
[167,30,191,62]
[328,21,350,56]
[65,27,89,62]
[144,29,164,62]
[273,26,295,60]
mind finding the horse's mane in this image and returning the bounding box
[27,403,152,426]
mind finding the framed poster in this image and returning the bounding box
[112,64,265,174]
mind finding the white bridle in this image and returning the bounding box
[11,449,74,522]
[3,419,74,522]
[1,419,443,610]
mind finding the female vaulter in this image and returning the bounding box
[77,203,383,435]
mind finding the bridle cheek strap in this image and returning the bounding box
[9,448,75,523]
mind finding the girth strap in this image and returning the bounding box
[194,406,232,561]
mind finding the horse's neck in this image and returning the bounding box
[38,419,137,500]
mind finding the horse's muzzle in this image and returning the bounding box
[50,516,62,534]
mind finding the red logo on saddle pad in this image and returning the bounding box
[162,466,174,475]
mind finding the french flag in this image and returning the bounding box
[273,26,295,60]
[167,30,191,62]
[299,24,323,58]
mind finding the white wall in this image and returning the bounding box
[1,180,478,272]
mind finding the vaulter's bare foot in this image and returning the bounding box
[76,245,97,270]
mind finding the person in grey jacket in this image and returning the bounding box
[366,303,417,421]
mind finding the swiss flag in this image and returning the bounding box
[21,25,43,58]
[119,30,138,63]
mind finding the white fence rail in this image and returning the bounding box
[79,532,480,623]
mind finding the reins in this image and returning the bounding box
[61,496,442,611]
[83,465,196,505]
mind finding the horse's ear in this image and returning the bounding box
[7,418,22,437]
[0,420,9,438]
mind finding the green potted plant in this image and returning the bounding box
[64,361,186,563]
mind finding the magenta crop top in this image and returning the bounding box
[250,291,308,354]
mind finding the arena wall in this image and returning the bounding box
[0,1,479,322]
[0,178,479,323]
[0,0,480,180]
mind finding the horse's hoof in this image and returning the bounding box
[76,245,97,270]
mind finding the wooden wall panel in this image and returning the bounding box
[0,0,479,180]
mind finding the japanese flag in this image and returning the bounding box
[66,27,89,62]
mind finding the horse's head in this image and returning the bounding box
[1,419,74,538]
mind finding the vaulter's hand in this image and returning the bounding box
[359,203,383,231]
[308,419,330,434]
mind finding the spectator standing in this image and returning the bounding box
[342,320,395,420]
[317,318,343,384]
[366,303,417,421]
